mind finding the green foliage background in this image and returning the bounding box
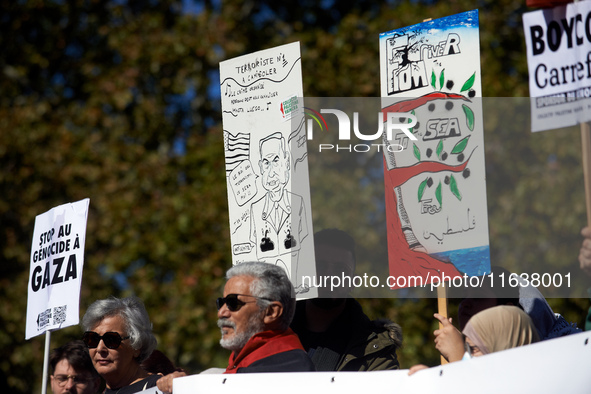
[1,1,589,392]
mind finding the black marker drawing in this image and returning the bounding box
[220,43,316,297]
[249,132,309,293]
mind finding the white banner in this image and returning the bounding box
[523,1,591,131]
[25,198,90,339]
[173,330,591,394]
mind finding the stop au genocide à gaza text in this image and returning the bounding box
[30,225,82,292]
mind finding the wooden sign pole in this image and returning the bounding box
[437,281,448,365]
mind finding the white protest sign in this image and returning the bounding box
[173,330,591,394]
[220,42,316,297]
[25,198,90,339]
[523,1,591,132]
[378,10,491,287]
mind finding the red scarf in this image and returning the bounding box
[224,328,304,374]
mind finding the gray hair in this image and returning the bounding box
[226,262,295,331]
[82,296,157,363]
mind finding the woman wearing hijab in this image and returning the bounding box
[462,305,540,357]
[409,305,539,375]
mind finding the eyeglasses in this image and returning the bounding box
[82,331,130,349]
[463,335,480,358]
[53,374,91,386]
[216,293,274,312]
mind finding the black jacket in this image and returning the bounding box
[290,298,402,371]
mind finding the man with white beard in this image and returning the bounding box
[157,262,315,392]
[216,261,315,372]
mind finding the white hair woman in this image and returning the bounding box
[82,296,159,394]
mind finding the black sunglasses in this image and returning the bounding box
[216,293,274,312]
[82,331,130,349]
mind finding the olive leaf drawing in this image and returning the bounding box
[410,109,417,133]
[436,140,444,159]
[418,178,429,201]
[439,69,445,91]
[431,70,436,89]
[451,135,470,154]
[461,72,476,92]
[462,104,474,131]
[435,181,442,207]
[449,174,462,201]
[413,143,421,161]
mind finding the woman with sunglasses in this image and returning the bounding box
[82,296,160,394]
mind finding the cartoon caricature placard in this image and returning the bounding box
[379,10,491,288]
[220,42,316,297]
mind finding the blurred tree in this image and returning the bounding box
[1,1,232,391]
[1,1,588,392]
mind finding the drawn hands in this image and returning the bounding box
[260,229,274,252]
[433,313,465,363]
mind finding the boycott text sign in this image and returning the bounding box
[523,1,591,131]
[25,198,90,339]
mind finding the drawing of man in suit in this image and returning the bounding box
[250,132,308,292]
